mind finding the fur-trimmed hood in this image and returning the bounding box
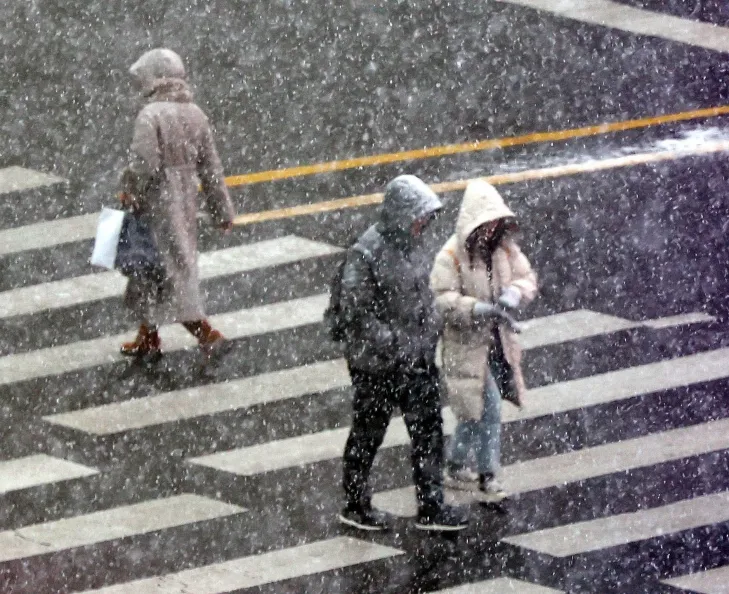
[130,48,192,102]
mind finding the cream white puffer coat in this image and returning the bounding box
[431,180,537,420]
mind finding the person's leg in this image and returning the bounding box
[342,369,395,512]
[183,320,215,341]
[476,370,506,501]
[183,319,227,358]
[120,322,161,357]
[445,420,479,485]
[448,421,476,469]
[399,366,445,514]
[478,369,502,477]
[402,365,469,530]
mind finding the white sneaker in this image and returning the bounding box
[444,466,479,491]
[476,477,508,503]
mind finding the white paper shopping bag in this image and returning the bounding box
[90,207,126,269]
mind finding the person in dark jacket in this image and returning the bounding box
[338,175,469,532]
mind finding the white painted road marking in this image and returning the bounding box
[78,536,402,593]
[502,490,729,557]
[499,0,729,54]
[0,494,244,562]
[0,293,330,386]
[0,212,98,257]
[192,347,729,479]
[0,235,341,319]
[0,304,707,387]
[0,166,67,195]
[38,311,710,435]
[44,359,350,435]
[373,416,729,517]
[662,565,729,593]
[0,454,97,494]
[435,578,563,593]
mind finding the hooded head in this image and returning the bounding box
[455,180,516,260]
[129,48,191,100]
[379,175,442,248]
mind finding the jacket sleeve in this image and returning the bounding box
[121,109,161,200]
[340,250,396,352]
[503,239,538,305]
[197,117,235,226]
[430,242,478,328]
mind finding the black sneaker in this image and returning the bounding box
[338,507,391,531]
[415,504,469,531]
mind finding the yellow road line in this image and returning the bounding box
[225,105,729,187]
[233,140,729,226]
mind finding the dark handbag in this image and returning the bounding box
[489,326,521,407]
[115,211,166,284]
[485,252,521,407]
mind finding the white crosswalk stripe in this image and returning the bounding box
[77,536,402,593]
[0,235,340,318]
[44,359,350,435]
[0,293,329,386]
[37,310,713,434]
[435,578,563,593]
[0,494,244,562]
[502,490,729,557]
[0,212,98,257]
[191,346,729,478]
[662,565,729,593]
[0,166,67,195]
[0,454,97,494]
[372,416,729,517]
[499,0,729,53]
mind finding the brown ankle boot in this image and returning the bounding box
[199,329,232,363]
[120,324,162,358]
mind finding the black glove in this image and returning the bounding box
[473,301,522,334]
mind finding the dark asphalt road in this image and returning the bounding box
[2,1,729,593]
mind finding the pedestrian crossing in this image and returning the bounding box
[0,293,329,385]
[502,490,729,557]
[39,310,707,435]
[2,191,729,593]
[0,494,243,563]
[500,0,729,53]
[662,565,729,593]
[44,359,350,435]
[0,454,97,494]
[77,537,402,593]
[0,235,340,318]
[0,165,67,196]
[435,579,563,593]
[372,416,729,517]
[189,346,729,478]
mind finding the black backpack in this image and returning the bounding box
[324,242,376,343]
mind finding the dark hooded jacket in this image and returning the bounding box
[340,175,443,373]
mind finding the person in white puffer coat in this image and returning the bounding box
[431,179,537,502]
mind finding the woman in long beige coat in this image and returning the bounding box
[119,48,235,361]
[431,180,537,501]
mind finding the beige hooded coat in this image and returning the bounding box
[122,49,235,325]
[431,180,537,420]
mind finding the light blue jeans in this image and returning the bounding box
[447,368,501,476]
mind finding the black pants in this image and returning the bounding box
[343,363,445,514]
